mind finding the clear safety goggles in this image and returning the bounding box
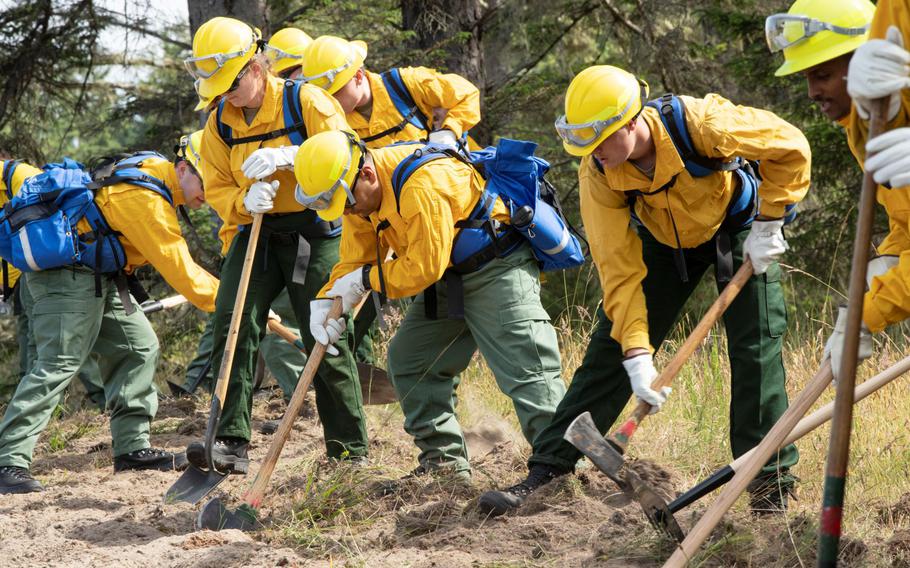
[555,94,637,148]
[300,58,353,89]
[296,135,366,211]
[765,14,869,52]
[263,44,303,64]
[184,35,257,79]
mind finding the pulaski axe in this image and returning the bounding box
[564,260,754,541]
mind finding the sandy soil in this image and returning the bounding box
[0,389,902,567]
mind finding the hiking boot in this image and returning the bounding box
[748,473,796,516]
[185,437,249,474]
[478,464,567,517]
[0,466,44,494]
[114,447,188,473]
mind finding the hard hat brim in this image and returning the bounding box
[316,190,347,222]
[774,35,867,76]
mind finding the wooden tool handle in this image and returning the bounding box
[266,318,305,349]
[158,294,188,310]
[663,361,833,567]
[212,214,264,405]
[609,259,754,452]
[244,297,343,508]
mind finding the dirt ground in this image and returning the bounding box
[0,389,905,567]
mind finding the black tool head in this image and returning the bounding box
[196,498,258,531]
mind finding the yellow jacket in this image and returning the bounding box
[318,144,508,299]
[92,158,219,312]
[579,94,811,352]
[0,160,43,290]
[201,75,349,231]
[347,67,481,148]
[839,0,910,332]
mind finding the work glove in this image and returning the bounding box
[241,146,299,179]
[267,309,281,323]
[309,299,345,357]
[743,218,788,275]
[866,128,910,188]
[243,180,280,214]
[428,129,457,148]
[326,267,369,314]
[622,353,671,414]
[823,305,873,386]
[867,255,899,288]
[847,25,908,122]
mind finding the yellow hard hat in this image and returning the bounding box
[185,17,261,101]
[767,0,874,76]
[177,130,205,183]
[265,27,313,75]
[194,94,215,112]
[294,130,366,221]
[299,36,368,95]
[555,65,649,157]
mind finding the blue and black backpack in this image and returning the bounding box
[601,93,796,282]
[0,153,173,299]
[361,68,431,144]
[379,138,585,318]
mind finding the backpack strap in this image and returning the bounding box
[389,148,454,213]
[364,68,430,144]
[646,94,741,177]
[2,160,21,200]
[216,81,308,147]
[86,155,175,208]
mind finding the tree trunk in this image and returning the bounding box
[187,0,269,35]
[401,0,489,143]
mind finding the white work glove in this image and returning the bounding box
[326,267,369,313]
[823,305,873,386]
[743,218,788,275]
[867,255,899,288]
[243,180,280,214]
[622,353,672,414]
[866,128,910,188]
[267,309,281,323]
[428,129,457,148]
[241,146,299,179]
[309,299,345,357]
[847,25,908,121]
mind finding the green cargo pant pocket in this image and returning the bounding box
[761,263,787,338]
[497,303,559,376]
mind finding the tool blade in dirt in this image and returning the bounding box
[164,396,228,504]
[196,498,258,531]
[166,381,190,398]
[564,411,625,477]
[626,467,685,543]
[358,363,396,405]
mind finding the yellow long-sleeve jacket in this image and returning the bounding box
[346,67,481,148]
[580,94,811,352]
[1,160,43,290]
[840,0,910,332]
[201,75,350,241]
[318,144,509,299]
[91,157,219,312]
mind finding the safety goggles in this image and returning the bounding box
[184,34,257,79]
[765,14,869,52]
[296,134,366,211]
[226,62,251,93]
[300,58,353,89]
[263,44,303,64]
[555,92,638,148]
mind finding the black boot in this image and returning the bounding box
[748,472,796,516]
[114,448,188,472]
[185,437,249,474]
[478,464,567,517]
[0,466,43,494]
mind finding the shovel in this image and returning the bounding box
[164,213,264,505]
[264,318,397,405]
[640,353,910,538]
[195,298,343,531]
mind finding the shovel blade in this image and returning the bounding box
[625,467,685,542]
[164,465,228,504]
[564,411,625,477]
[358,363,397,405]
[196,497,258,531]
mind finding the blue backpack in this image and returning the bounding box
[0,154,173,289]
[606,93,796,282]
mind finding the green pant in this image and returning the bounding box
[388,245,566,473]
[184,289,306,400]
[212,213,368,458]
[0,269,159,467]
[529,228,799,477]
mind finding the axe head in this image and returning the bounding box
[624,467,685,542]
[564,411,625,477]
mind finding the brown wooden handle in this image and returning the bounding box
[212,214,264,405]
[245,297,343,507]
[266,318,302,347]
